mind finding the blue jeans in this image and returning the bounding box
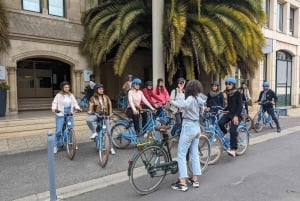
[55,107,73,147]
[177,119,201,179]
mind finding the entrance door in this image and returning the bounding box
[17,60,53,98]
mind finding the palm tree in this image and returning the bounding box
[80,0,266,82]
[0,0,10,53]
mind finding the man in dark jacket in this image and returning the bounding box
[256,81,281,133]
[218,77,242,157]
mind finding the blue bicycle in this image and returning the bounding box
[117,92,128,111]
[253,102,279,132]
[92,112,111,168]
[55,110,77,160]
[111,109,159,149]
[204,109,250,165]
[76,94,89,109]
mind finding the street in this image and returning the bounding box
[0,117,299,201]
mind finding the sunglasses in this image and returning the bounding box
[178,82,184,85]
[225,82,233,85]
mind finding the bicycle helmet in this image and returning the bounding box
[145,81,153,86]
[262,81,269,87]
[177,77,186,83]
[211,81,219,86]
[60,81,70,90]
[225,77,237,85]
[132,78,142,84]
[94,83,104,91]
[128,74,133,78]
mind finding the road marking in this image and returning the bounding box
[13,126,300,201]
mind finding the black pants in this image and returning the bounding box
[263,106,280,129]
[218,114,241,150]
[126,108,140,133]
[171,112,182,136]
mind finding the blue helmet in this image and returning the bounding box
[263,81,269,87]
[132,78,142,84]
[225,77,237,85]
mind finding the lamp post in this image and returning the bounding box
[152,0,165,83]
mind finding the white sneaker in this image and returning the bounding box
[75,145,78,150]
[110,147,116,155]
[90,132,98,139]
[53,147,58,154]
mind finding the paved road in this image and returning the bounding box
[66,131,300,201]
[0,116,298,201]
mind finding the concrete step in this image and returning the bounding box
[18,98,53,111]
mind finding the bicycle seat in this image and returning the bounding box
[155,125,170,132]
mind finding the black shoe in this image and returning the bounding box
[187,178,200,188]
[171,180,188,192]
[277,128,281,133]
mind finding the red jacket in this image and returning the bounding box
[142,88,161,106]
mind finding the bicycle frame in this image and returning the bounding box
[61,114,74,144]
[94,113,110,149]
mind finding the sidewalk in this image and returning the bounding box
[0,107,299,156]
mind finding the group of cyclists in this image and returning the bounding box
[51,74,281,192]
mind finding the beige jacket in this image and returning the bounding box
[51,92,80,116]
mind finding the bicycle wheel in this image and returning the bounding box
[205,133,223,165]
[236,126,249,156]
[198,135,210,172]
[66,129,76,160]
[253,113,263,132]
[98,132,110,168]
[111,123,131,149]
[129,145,168,195]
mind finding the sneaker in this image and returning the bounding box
[187,178,200,188]
[226,149,236,157]
[171,180,188,192]
[53,147,58,154]
[75,145,78,150]
[277,128,281,133]
[110,147,116,155]
[90,132,98,139]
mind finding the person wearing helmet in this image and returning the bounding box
[239,82,252,114]
[141,80,161,127]
[206,81,225,112]
[171,80,207,192]
[122,74,134,93]
[51,81,82,154]
[218,77,242,157]
[169,77,186,135]
[153,78,170,106]
[255,81,281,132]
[86,83,116,154]
[127,78,155,134]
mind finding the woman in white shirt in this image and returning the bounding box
[51,81,81,153]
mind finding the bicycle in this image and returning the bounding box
[204,108,250,165]
[253,101,279,132]
[111,109,159,149]
[241,101,254,130]
[55,110,78,160]
[75,94,89,109]
[128,125,210,195]
[92,112,111,168]
[117,92,128,111]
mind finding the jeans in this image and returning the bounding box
[177,119,201,179]
[55,107,73,147]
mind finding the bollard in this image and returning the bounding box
[47,131,57,201]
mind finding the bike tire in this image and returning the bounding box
[111,123,131,149]
[66,129,76,160]
[186,134,210,175]
[129,145,168,195]
[236,127,250,156]
[205,133,223,165]
[253,113,263,132]
[98,132,110,168]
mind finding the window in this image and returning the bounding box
[290,7,295,35]
[277,3,283,31]
[48,0,65,17]
[263,54,268,81]
[265,0,270,27]
[22,0,42,13]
